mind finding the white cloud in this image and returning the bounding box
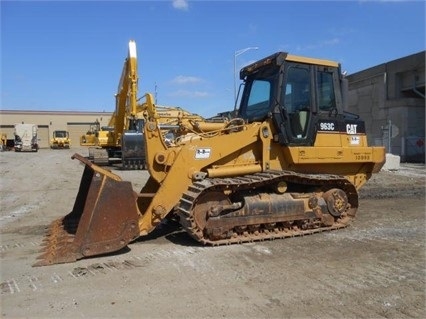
[329,27,356,37]
[323,38,340,46]
[172,0,189,11]
[172,75,202,84]
[296,38,340,51]
[359,0,409,3]
[168,90,209,98]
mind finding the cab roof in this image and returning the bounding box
[240,52,339,78]
[285,53,339,67]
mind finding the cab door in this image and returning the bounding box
[280,63,316,145]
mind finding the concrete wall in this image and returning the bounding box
[0,110,112,148]
[347,51,425,162]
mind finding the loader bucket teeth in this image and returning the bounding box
[33,153,140,267]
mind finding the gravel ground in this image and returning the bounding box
[0,148,425,319]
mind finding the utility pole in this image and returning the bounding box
[234,47,259,102]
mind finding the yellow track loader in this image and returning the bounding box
[35,51,385,266]
[50,130,71,149]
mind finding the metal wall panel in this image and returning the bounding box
[67,123,92,148]
[38,126,49,148]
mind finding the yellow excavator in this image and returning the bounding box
[85,40,142,167]
[35,50,385,266]
[87,40,204,169]
[80,121,101,146]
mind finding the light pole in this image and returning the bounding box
[234,46,259,102]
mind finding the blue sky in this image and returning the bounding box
[1,0,425,117]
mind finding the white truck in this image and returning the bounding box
[14,123,39,152]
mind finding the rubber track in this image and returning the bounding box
[177,170,358,245]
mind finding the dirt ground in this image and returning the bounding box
[0,147,425,319]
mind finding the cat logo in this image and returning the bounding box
[346,124,358,135]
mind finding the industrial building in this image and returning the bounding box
[1,51,425,162]
[0,110,112,149]
[347,51,425,162]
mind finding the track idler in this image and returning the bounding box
[34,154,140,267]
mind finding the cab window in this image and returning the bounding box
[284,67,311,112]
[283,66,311,138]
[317,71,336,111]
[242,79,271,121]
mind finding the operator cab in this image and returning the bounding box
[237,52,358,146]
[53,130,69,138]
